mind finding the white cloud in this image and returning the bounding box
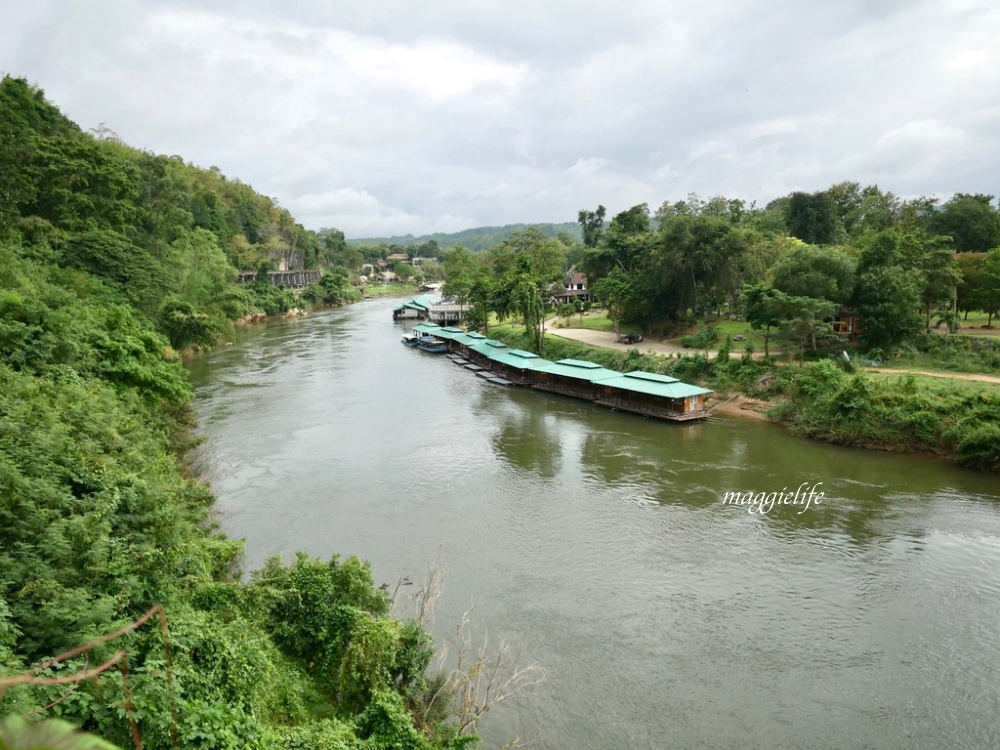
[565,157,610,176]
[843,119,970,176]
[2,0,999,236]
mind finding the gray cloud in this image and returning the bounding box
[2,0,998,236]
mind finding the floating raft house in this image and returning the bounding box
[403,324,711,420]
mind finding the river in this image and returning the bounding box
[186,299,1000,750]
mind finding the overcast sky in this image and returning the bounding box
[2,0,998,238]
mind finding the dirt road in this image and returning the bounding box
[545,320,1000,385]
[544,320,744,358]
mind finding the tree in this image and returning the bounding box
[912,238,961,331]
[825,181,863,240]
[441,245,484,305]
[930,193,1000,252]
[465,276,495,334]
[316,226,348,267]
[771,245,856,305]
[493,253,547,353]
[854,265,922,351]
[577,205,606,248]
[590,268,638,341]
[956,253,986,319]
[786,190,838,245]
[980,249,1000,327]
[740,284,785,356]
[857,184,899,233]
[488,227,565,283]
[770,296,839,366]
[653,214,757,321]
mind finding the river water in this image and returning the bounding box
[186,299,1000,750]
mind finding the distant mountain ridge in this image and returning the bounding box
[348,221,582,251]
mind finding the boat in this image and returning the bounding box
[401,334,421,347]
[416,336,449,353]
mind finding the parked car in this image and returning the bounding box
[622,333,643,344]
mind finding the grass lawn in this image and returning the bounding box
[361,283,419,298]
[957,311,996,329]
[548,309,644,335]
[658,318,770,353]
[701,319,770,352]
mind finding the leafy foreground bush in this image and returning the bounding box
[0,249,495,748]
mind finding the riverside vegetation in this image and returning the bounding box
[435,189,1000,473]
[0,76,510,748]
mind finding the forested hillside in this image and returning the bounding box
[348,222,581,253]
[0,76,478,749]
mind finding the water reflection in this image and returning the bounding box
[471,389,563,478]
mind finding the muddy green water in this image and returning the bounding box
[186,299,1000,750]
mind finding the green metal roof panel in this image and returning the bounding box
[412,322,441,333]
[450,331,488,346]
[486,350,546,369]
[469,340,510,356]
[623,371,680,384]
[395,294,441,312]
[597,375,712,399]
[533,359,619,382]
[555,358,604,369]
[431,328,465,340]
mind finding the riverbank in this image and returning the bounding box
[489,325,1000,473]
[708,394,773,421]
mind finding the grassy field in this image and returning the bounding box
[549,310,623,333]
[360,282,419,298]
[957,311,996,328]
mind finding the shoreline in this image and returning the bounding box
[709,395,774,422]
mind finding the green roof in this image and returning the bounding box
[484,348,544,370]
[412,322,442,333]
[429,326,467,341]
[597,372,712,399]
[619,370,679,384]
[555,358,605,369]
[469,340,509,356]
[530,358,619,382]
[393,293,441,312]
[451,331,488,346]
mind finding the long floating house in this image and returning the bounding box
[408,322,711,421]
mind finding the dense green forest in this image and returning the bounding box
[437,190,1000,362]
[0,76,487,749]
